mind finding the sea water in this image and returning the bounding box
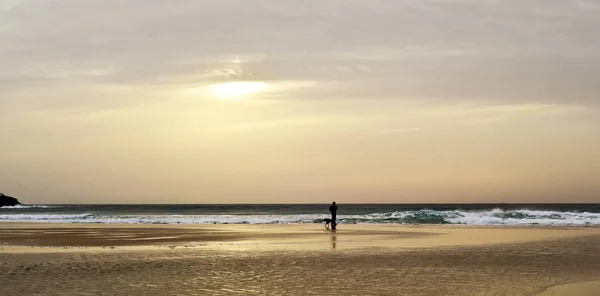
[1,204,600,226]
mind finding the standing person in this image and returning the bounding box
[329,202,338,230]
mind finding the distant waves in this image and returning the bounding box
[2,208,600,226]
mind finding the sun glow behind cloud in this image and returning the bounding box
[209,81,267,101]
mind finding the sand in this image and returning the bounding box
[1,223,600,295]
[534,281,600,296]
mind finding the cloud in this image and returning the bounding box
[0,0,599,108]
[205,117,333,135]
[374,127,424,135]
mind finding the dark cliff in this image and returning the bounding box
[0,193,21,207]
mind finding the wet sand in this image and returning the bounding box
[1,223,600,295]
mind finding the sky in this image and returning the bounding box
[1,0,599,204]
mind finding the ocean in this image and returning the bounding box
[2,204,600,226]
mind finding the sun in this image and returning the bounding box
[209,81,267,100]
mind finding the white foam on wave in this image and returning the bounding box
[0,204,57,209]
[446,208,600,226]
[365,208,600,226]
[1,208,599,226]
[0,213,329,224]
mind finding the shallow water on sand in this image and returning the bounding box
[2,235,600,295]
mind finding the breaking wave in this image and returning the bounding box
[355,209,600,226]
[0,213,324,224]
[1,208,600,226]
[0,204,57,209]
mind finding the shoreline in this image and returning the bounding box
[2,223,600,253]
[535,281,600,296]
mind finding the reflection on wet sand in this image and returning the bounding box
[331,233,337,249]
[3,230,600,295]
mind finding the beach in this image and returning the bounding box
[1,224,600,295]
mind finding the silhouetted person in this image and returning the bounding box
[329,202,338,230]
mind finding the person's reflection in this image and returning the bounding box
[331,233,337,249]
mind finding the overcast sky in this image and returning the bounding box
[1,0,599,203]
